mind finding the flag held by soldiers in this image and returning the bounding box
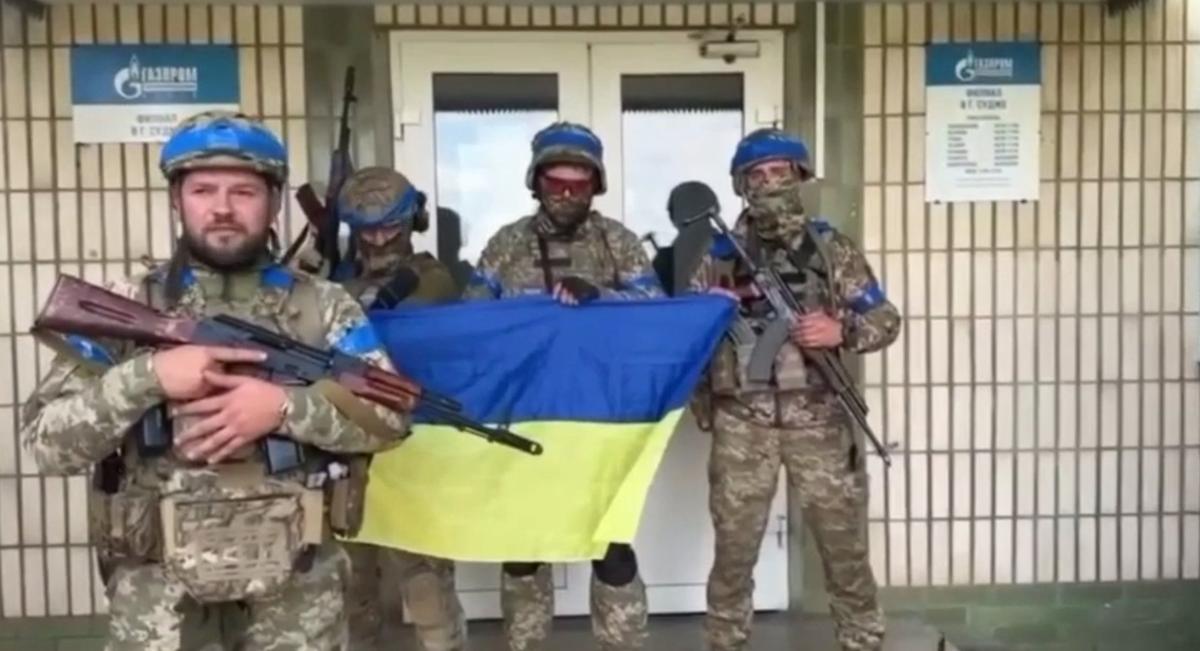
[350,294,734,561]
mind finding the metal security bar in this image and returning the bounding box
[862,0,1200,589]
[0,3,309,618]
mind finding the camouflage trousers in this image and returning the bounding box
[343,540,467,650]
[706,407,885,651]
[104,542,349,651]
[501,558,648,651]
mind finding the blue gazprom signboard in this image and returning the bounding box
[70,45,240,143]
[925,42,1041,203]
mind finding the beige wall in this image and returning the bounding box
[861,1,1200,588]
[0,3,309,617]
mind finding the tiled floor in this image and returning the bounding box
[383,612,953,650]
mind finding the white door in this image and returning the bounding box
[588,38,789,614]
[389,30,789,618]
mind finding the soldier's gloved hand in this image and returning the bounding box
[789,312,844,349]
[371,268,421,310]
[152,345,268,400]
[553,276,600,306]
[172,371,289,465]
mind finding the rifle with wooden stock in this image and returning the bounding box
[282,66,357,276]
[33,274,544,465]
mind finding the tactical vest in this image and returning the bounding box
[90,262,333,603]
[533,224,622,292]
[708,220,836,396]
[342,252,459,306]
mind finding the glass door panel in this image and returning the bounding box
[390,37,592,618]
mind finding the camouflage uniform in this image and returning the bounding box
[21,112,409,651]
[336,167,467,651]
[464,209,662,651]
[21,260,409,650]
[697,129,901,651]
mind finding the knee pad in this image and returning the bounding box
[502,561,543,578]
[592,544,638,587]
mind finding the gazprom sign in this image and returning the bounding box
[71,45,239,143]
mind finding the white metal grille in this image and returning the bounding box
[861,1,1200,588]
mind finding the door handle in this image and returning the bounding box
[775,514,787,548]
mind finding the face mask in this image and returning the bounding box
[539,194,592,233]
[743,175,806,240]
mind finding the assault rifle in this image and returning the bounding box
[675,182,891,467]
[282,66,357,276]
[33,274,544,463]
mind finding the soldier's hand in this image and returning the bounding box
[789,313,844,349]
[171,371,288,464]
[152,346,267,400]
[553,276,600,306]
[707,286,740,302]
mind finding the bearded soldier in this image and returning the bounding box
[464,121,662,651]
[696,128,901,651]
[335,166,467,651]
[21,111,409,650]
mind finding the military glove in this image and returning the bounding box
[371,268,421,310]
[556,276,600,304]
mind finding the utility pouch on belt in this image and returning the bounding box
[158,463,325,604]
[90,482,162,571]
[328,455,370,537]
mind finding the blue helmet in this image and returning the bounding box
[525,121,607,195]
[729,128,812,195]
[337,166,429,233]
[159,110,288,186]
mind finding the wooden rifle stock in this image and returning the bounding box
[33,274,544,456]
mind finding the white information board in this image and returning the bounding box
[925,42,1041,203]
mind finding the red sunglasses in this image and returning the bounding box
[539,176,594,196]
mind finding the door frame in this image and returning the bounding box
[388,29,787,253]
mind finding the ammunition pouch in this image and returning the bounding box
[89,484,163,574]
[709,337,807,397]
[328,454,371,537]
[158,463,325,604]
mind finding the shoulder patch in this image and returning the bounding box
[65,334,117,368]
[260,264,296,290]
[333,319,383,357]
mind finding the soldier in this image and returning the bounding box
[20,111,409,651]
[464,121,662,651]
[334,166,467,651]
[695,129,901,651]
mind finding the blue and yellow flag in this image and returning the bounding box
[351,295,734,562]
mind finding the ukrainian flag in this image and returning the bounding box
[352,294,734,562]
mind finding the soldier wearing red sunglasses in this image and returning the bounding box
[464,122,663,651]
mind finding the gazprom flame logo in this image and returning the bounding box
[954,49,1014,83]
[113,54,199,100]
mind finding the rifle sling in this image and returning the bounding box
[536,236,555,293]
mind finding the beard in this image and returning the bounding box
[182,222,269,270]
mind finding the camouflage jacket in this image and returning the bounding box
[20,259,410,480]
[342,252,460,307]
[698,214,902,428]
[464,210,663,299]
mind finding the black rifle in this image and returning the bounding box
[675,181,891,466]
